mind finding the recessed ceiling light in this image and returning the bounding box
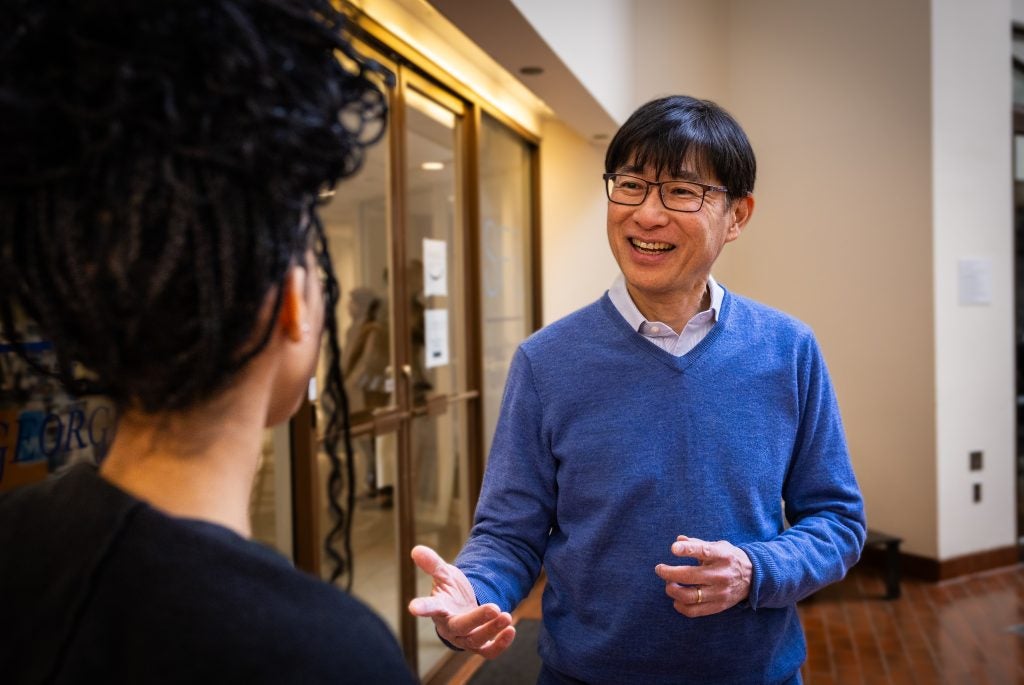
[519,66,544,76]
[421,161,445,171]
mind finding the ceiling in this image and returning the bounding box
[396,0,619,142]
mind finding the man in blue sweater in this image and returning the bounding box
[409,95,866,684]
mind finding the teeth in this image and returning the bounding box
[631,238,673,251]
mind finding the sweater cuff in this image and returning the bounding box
[738,541,775,609]
[464,574,508,612]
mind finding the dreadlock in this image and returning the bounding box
[0,0,386,588]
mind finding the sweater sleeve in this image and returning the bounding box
[739,333,866,609]
[454,347,554,612]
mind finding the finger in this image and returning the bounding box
[446,603,503,637]
[408,595,448,617]
[664,581,705,606]
[411,545,464,592]
[666,583,717,619]
[458,611,514,651]
[477,625,517,660]
[671,537,715,562]
[411,545,448,578]
[672,597,716,618]
[655,563,704,585]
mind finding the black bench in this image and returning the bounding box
[864,529,902,599]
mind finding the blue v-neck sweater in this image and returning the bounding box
[456,289,866,685]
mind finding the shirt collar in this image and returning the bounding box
[607,273,723,332]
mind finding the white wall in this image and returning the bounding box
[511,0,636,124]
[538,118,619,324]
[932,0,1015,559]
[1014,0,1024,25]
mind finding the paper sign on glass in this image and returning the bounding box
[424,308,449,369]
[423,238,448,297]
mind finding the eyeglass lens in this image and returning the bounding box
[605,174,705,212]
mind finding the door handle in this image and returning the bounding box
[425,393,448,417]
[371,408,408,436]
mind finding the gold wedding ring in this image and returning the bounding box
[696,587,703,605]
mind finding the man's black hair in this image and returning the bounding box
[604,95,756,200]
[0,0,388,588]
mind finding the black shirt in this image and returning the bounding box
[0,463,417,684]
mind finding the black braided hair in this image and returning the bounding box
[0,0,387,588]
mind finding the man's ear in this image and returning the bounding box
[725,194,755,243]
[278,266,309,343]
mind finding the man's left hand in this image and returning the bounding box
[654,535,753,618]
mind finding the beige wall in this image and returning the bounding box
[721,1,939,557]
[538,118,619,324]
[634,0,730,106]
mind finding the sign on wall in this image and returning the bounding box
[0,339,115,493]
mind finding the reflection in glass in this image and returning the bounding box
[319,430,402,634]
[0,334,116,494]
[479,113,534,456]
[412,406,471,671]
[404,87,471,678]
[249,425,293,559]
[315,108,402,636]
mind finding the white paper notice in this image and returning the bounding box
[423,238,448,297]
[958,258,992,306]
[424,308,449,368]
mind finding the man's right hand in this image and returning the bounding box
[407,545,516,659]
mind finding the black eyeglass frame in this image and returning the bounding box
[602,172,730,213]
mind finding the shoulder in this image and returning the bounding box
[220,571,413,682]
[519,295,620,358]
[718,290,833,391]
[721,289,817,348]
[0,462,136,572]
[96,507,413,682]
[0,468,414,683]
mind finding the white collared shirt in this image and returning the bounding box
[607,273,723,357]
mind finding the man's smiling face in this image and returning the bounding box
[606,161,746,305]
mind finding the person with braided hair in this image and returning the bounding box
[0,1,415,682]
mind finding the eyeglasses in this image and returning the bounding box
[603,173,729,213]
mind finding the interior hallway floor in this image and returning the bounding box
[800,561,1022,684]
[450,562,1024,684]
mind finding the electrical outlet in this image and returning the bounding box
[969,451,983,471]
[973,483,982,503]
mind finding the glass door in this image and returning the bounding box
[399,76,476,679]
[317,124,402,628]
[314,43,404,641]
[262,37,538,678]
[298,58,481,677]
[478,112,537,459]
